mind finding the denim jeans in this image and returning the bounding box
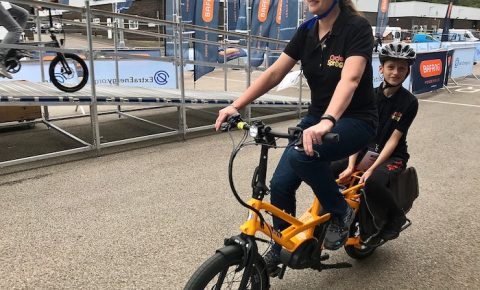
[0,3,29,58]
[270,115,375,235]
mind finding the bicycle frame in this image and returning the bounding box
[240,173,365,252]
[227,118,366,253]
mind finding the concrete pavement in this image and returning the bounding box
[0,74,479,288]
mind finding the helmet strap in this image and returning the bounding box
[317,0,338,20]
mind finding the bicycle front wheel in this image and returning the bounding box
[49,53,89,93]
[184,245,269,290]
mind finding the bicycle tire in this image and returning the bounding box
[184,245,269,290]
[49,53,88,93]
[344,217,377,260]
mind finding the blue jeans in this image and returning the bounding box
[270,115,375,235]
[0,4,29,58]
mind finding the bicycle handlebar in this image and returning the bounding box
[221,114,339,145]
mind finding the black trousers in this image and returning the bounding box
[331,157,407,236]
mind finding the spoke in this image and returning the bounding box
[214,268,228,290]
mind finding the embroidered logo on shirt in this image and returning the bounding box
[327,55,344,68]
[391,112,402,121]
[387,160,404,171]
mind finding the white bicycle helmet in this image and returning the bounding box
[379,43,416,65]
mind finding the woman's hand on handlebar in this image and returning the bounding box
[302,120,334,156]
[215,105,238,131]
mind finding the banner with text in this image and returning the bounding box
[411,50,447,94]
[250,0,277,67]
[165,0,194,58]
[267,0,283,65]
[475,43,480,61]
[450,47,475,78]
[0,60,177,89]
[194,0,220,81]
[375,0,390,40]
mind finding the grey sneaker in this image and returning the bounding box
[263,248,281,276]
[324,206,355,250]
[0,63,12,79]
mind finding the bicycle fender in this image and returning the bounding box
[216,244,243,259]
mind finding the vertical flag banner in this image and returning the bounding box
[165,1,194,58]
[267,0,283,65]
[303,1,314,21]
[194,0,220,81]
[236,0,248,34]
[250,0,277,67]
[444,49,455,85]
[375,0,390,40]
[227,0,241,39]
[266,0,299,65]
[279,0,299,41]
[441,0,456,42]
[165,1,174,56]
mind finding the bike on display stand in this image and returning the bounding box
[2,8,88,92]
[184,114,413,289]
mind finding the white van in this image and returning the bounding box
[372,26,402,42]
[438,29,479,42]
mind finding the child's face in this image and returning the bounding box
[380,60,410,87]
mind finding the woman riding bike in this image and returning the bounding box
[215,0,377,272]
[0,1,29,78]
[332,42,418,246]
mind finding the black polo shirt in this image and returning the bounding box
[283,10,377,127]
[370,86,418,161]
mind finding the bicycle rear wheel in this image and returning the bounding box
[344,216,377,259]
[49,53,88,93]
[184,245,269,290]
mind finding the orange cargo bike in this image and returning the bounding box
[184,115,411,289]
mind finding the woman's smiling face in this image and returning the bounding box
[305,0,336,15]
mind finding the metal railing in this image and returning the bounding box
[0,0,307,169]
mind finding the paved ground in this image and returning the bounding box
[0,71,479,289]
[1,33,479,288]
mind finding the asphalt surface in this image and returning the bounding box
[0,75,479,289]
[0,40,479,287]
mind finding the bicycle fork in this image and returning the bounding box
[55,53,73,75]
[221,234,259,289]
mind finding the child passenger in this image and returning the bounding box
[332,43,418,245]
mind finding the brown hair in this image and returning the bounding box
[339,0,363,16]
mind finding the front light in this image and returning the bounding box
[249,125,258,138]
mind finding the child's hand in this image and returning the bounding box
[338,166,354,181]
[359,169,373,184]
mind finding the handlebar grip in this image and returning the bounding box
[294,132,340,147]
[323,133,340,144]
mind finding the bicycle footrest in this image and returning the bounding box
[268,265,283,278]
[320,253,330,261]
[311,262,352,272]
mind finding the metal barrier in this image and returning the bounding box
[0,0,307,169]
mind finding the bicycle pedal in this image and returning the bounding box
[277,265,287,279]
[320,253,330,261]
[268,265,282,278]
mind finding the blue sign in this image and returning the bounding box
[411,50,447,94]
